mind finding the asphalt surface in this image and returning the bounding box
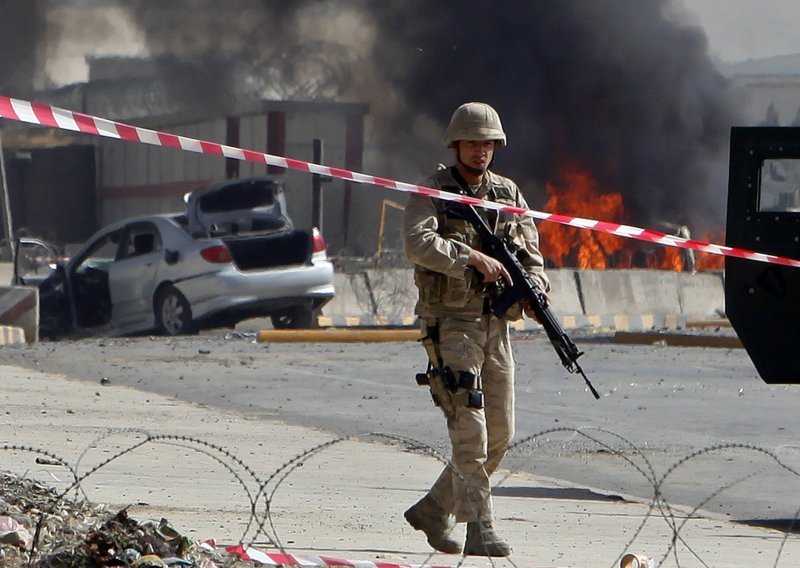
[3,327,800,531]
[7,351,800,568]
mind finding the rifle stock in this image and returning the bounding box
[453,199,600,400]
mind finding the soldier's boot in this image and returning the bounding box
[403,495,462,554]
[463,520,512,557]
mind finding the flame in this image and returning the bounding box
[695,230,726,271]
[538,164,723,272]
[539,166,627,269]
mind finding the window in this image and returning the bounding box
[75,229,123,274]
[122,224,162,258]
[759,159,800,212]
[199,180,277,213]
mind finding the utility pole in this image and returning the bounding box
[0,126,15,268]
[312,139,324,233]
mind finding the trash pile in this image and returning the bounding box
[0,472,249,567]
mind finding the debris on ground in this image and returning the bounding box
[0,472,249,567]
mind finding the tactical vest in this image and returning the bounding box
[413,168,527,318]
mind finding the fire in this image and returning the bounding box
[539,166,627,270]
[695,230,726,271]
[538,164,724,272]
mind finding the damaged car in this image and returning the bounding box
[14,177,335,338]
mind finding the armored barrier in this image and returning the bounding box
[725,126,800,383]
[320,268,725,331]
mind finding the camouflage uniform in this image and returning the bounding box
[403,165,549,524]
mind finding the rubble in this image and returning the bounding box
[0,472,246,568]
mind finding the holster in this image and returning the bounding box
[418,322,484,414]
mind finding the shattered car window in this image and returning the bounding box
[199,180,276,213]
[122,225,162,259]
[76,229,123,273]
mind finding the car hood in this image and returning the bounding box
[184,177,293,235]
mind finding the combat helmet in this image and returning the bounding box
[444,102,506,147]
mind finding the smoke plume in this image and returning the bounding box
[120,0,739,232]
[3,0,741,238]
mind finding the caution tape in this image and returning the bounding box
[201,540,564,568]
[1,94,798,268]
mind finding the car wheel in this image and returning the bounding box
[270,304,317,329]
[155,285,196,336]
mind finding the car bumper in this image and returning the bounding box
[176,261,335,322]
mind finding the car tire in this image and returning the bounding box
[270,304,317,329]
[155,285,196,336]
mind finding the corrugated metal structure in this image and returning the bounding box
[2,69,372,255]
[96,99,368,255]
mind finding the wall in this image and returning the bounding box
[95,101,369,255]
[320,268,726,331]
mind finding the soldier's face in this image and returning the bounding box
[456,140,495,174]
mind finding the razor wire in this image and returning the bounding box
[3,426,800,568]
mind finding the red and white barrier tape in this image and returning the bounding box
[1,95,797,268]
[200,541,562,568]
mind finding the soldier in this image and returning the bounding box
[402,102,549,556]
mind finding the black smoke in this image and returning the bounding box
[121,0,738,233]
[0,0,43,97]
[0,1,739,238]
[364,1,738,231]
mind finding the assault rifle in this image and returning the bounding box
[444,182,600,399]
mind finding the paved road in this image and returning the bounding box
[5,329,800,528]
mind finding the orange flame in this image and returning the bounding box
[538,164,723,272]
[695,230,726,271]
[539,166,627,269]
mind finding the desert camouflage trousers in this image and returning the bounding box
[422,314,515,523]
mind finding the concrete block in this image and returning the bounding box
[0,262,12,286]
[563,315,579,329]
[0,286,38,343]
[577,269,681,315]
[613,314,630,331]
[321,273,365,319]
[320,267,727,330]
[677,271,725,317]
[547,269,583,316]
[0,325,25,344]
[323,270,417,323]
[363,268,417,321]
[586,314,603,327]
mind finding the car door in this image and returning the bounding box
[106,222,163,330]
[13,238,70,337]
[67,228,122,330]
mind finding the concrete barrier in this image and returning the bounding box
[0,325,26,345]
[0,286,39,343]
[319,270,417,327]
[257,328,420,343]
[576,269,681,315]
[320,268,727,331]
[0,262,12,286]
[677,271,725,317]
[547,269,583,316]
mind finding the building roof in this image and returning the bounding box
[718,53,800,78]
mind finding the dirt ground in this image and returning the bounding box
[3,328,800,529]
